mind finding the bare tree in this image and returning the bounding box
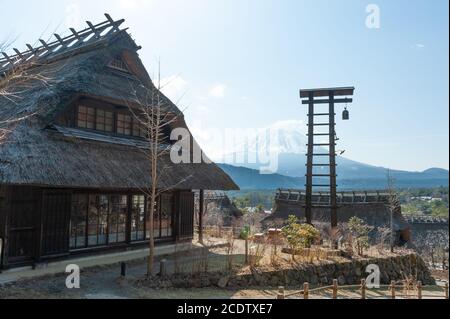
[0,40,51,102]
[127,66,190,276]
[0,40,52,144]
[386,169,399,253]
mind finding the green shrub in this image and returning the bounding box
[348,216,370,256]
[282,215,320,260]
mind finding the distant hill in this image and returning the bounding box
[218,163,449,190]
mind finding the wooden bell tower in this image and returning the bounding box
[299,87,354,228]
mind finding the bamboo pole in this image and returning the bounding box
[303,282,309,299]
[332,279,338,299]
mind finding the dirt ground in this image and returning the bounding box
[0,236,447,299]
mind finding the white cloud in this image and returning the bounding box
[208,83,226,98]
[159,75,188,102]
[415,43,425,49]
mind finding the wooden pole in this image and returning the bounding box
[245,237,249,264]
[332,279,338,299]
[417,281,422,299]
[120,262,126,277]
[199,190,204,244]
[445,282,449,299]
[303,282,309,299]
[160,259,167,277]
[277,286,285,299]
[305,92,314,225]
[329,92,338,232]
[361,279,366,299]
[390,281,396,299]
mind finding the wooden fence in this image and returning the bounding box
[276,280,449,300]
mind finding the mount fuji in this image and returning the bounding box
[217,121,449,190]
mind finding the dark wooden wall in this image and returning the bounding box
[177,191,195,240]
[1,186,196,268]
[4,186,42,266]
[0,186,7,268]
[40,191,72,258]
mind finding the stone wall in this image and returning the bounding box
[410,223,449,258]
[138,253,435,289]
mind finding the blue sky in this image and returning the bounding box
[1,0,448,171]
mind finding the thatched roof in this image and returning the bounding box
[0,17,238,191]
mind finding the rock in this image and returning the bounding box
[270,276,280,287]
[218,276,230,288]
[310,275,319,286]
[338,275,346,286]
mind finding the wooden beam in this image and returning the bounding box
[302,98,353,105]
[39,39,51,51]
[300,87,355,98]
[199,190,204,243]
[26,44,35,53]
[86,21,101,38]
[305,91,314,225]
[70,28,81,40]
[13,48,24,60]
[329,92,338,231]
[54,33,65,46]
[1,52,13,64]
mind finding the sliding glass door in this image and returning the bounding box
[69,192,175,250]
[131,195,145,241]
[70,194,127,249]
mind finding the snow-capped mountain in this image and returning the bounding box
[218,120,449,188]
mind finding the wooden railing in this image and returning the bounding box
[276,280,449,299]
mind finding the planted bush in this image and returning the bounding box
[281,215,320,260]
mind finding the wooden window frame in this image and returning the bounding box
[77,105,95,129]
[75,100,151,140]
[108,57,130,73]
[116,113,132,136]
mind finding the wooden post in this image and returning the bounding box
[305,92,314,225]
[445,282,449,299]
[361,279,366,299]
[160,259,167,277]
[390,281,396,299]
[303,282,309,299]
[277,286,285,299]
[120,262,126,277]
[245,238,249,264]
[417,281,422,299]
[329,92,338,232]
[199,190,204,244]
[332,279,338,299]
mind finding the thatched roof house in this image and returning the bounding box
[0,15,237,268]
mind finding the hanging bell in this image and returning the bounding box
[342,107,349,120]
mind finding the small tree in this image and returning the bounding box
[348,216,370,256]
[386,169,400,252]
[127,66,189,277]
[282,215,320,261]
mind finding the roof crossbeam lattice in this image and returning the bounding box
[0,13,125,72]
